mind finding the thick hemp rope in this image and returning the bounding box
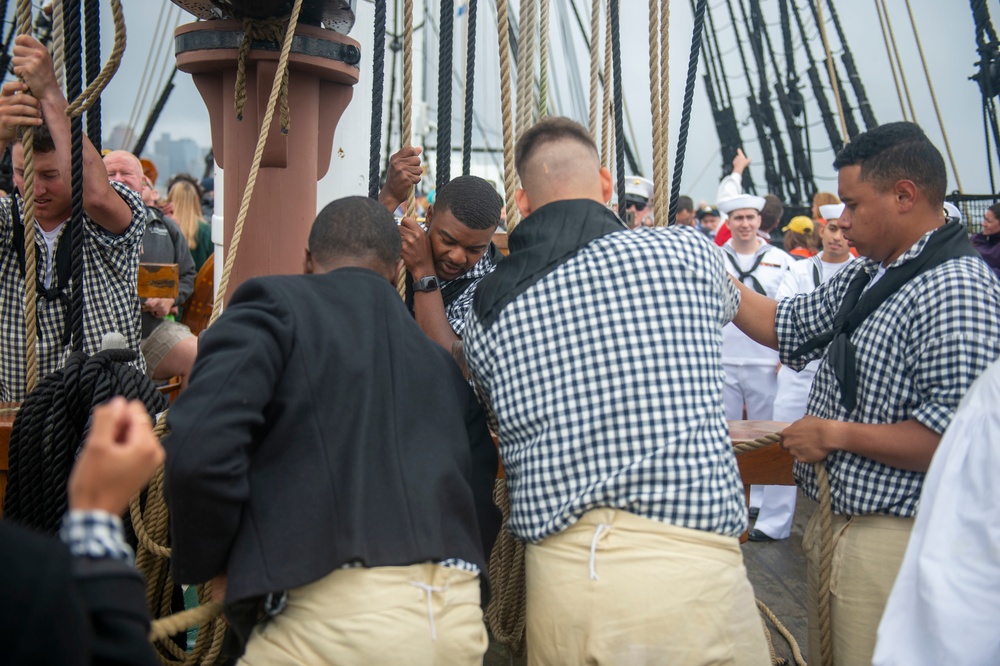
[234,18,291,133]
[601,0,612,170]
[15,0,39,393]
[666,0,707,226]
[537,0,550,118]
[646,0,662,224]
[368,0,387,198]
[516,0,537,136]
[496,0,519,229]
[485,478,528,655]
[461,0,478,175]
[588,0,599,138]
[655,0,669,225]
[395,0,416,297]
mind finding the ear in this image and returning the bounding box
[303,248,314,274]
[894,180,917,213]
[515,187,532,217]
[384,259,404,284]
[425,204,435,226]
[599,166,614,204]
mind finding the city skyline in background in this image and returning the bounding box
[103,124,211,193]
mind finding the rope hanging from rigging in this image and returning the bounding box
[368,0,387,198]
[537,0,550,118]
[601,0,611,170]
[647,0,663,225]
[667,0,707,226]
[16,0,39,393]
[516,0,537,136]
[64,0,85,354]
[495,0,519,229]
[462,0,478,175]
[608,0,625,213]
[437,0,455,190]
[903,0,963,192]
[588,0,599,138]
[84,0,101,149]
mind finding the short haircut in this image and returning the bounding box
[832,122,946,207]
[434,175,502,231]
[514,116,598,179]
[760,194,784,232]
[989,202,1000,219]
[14,123,55,153]
[676,195,694,213]
[309,196,401,269]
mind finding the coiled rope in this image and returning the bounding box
[368,0,387,198]
[234,19,290,133]
[485,478,528,655]
[666,0,706,226]
[461,0,477,175]
[4,348,167,534]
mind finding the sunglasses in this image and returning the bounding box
[627,200,647,212]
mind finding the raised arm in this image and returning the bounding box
[379,146,423,214]
[12,35,133,234]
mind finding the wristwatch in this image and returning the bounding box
[413,275,440,292]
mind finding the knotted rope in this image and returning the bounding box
[485,478,528,655]
[495,0,519,229]
[234,17,291,133]
[4,348,167,534]
[212,0,303,324]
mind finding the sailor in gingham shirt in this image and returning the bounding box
[464,206,749,543]
[776,227,1000,517]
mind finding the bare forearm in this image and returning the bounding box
[836,419,940,472]
[731,278,779,350]
[414,291,460,351]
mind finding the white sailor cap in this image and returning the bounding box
[624,176,654,203]
[943,202,962,224]
[717,194,765,215]
[819,203,845,221]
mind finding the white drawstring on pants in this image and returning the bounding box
[410,582,449,641]
[589,523,611,580]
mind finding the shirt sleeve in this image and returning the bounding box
[774,266,856,370]
[716,173,743,203]
[59,510,135,565]
[85,182,147,250]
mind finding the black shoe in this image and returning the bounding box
[748,507,760,520]
[747,529,775,542]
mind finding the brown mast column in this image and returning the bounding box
[175,20,360,301]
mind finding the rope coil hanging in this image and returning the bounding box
[234,18,291,134]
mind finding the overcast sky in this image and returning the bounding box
[7,0,993,204]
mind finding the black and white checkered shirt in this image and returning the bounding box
[0,182,146,401]
[464,218,748,543]
[442,249,497,337]
[59,509,135,565]
[777,227,1000,517]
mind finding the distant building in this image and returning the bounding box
[104,123,135,152]
[149,133,210,184]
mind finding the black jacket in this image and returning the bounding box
[0,522,157,666]
[164,267,500,604]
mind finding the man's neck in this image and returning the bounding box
[35,216,65,234]
[821,251,850,264]
[731,237,760,255]
[881,217,944,267]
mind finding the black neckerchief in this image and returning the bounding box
[10,194,74,346]
[789,221,980,412]
[472,199,626,330]
[724,247,767,295]
[404,242,505,315]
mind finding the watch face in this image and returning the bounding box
[414,276,439,292]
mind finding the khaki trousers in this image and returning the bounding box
[525,508,770,666]
[803,511,914,666]
[238,563,487,666]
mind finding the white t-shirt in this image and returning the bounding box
[721,239,793,365]
[38,223,65,289]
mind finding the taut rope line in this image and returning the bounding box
[873,0,907,121]
[588,0,599,138]
[646,0,662,224]
[496,0,519,229]
[16,0,38,393]
[814,0,848,142]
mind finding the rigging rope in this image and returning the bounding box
[16,0,38,393]
[608,0,625,212]
[814,0,848,142]
[666,0,707,226]
[401,0,416,218]
[601,0,611,171]
[83,0,100,149]
[368,0,387,198]
[903,0,963,192]
[656,0,669,221]
[588,0,599,137]
[516,0,536,135]
[495,0,519,229]
[437,0,455,189]
[647,0,663,224]
[462,0,478,175]
[877,0,917,123]
[51,0,64,87]
[65,0,84,354]
[537,0,550,118]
